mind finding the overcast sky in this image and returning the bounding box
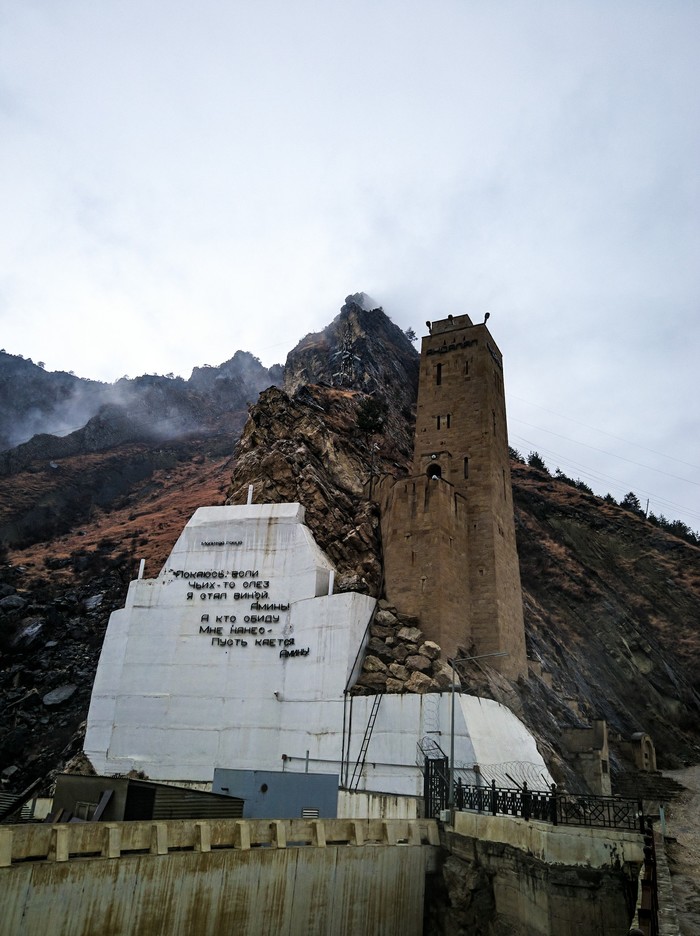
[1,1,698,529]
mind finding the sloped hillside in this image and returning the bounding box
[0,349,283,792]
[513,463,700,765]
[0,443,235,791]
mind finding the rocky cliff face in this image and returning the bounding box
[1,296,699,799]
[283,292,419,457]
[226,295,420,593]
[227,384,386,593]
[513,465,700,769]
[0,352,103,453]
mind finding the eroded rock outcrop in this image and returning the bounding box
[226,385,385,593]
[226,300,418,594]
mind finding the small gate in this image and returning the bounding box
[423,755,449,819]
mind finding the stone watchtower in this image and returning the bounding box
[377,313,527,679]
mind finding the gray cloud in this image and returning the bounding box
[0,0,697,527]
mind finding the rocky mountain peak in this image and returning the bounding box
[283,297,419,460]
[0,351,284,478]
[188,350,283,396]
[225,300,421,593]
[285,296,417,394]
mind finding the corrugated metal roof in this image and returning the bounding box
[149,783,244,820]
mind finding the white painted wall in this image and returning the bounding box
[339,692,550,796]
[337,790,419,820]
[85,504,373,780]
[84,502,552,796]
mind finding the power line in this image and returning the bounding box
[510,433,700,527]
[511,418,700,489]
[510,394,700,473]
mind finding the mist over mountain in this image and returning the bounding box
[0,352,103,452]
[0,295,698,801]
[0,348,282,465]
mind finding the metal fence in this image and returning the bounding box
[452,778,644,833]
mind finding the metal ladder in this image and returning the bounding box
[349,693,383,790]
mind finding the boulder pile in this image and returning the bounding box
[352,600,453,694]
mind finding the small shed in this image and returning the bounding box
[52,774,244,822]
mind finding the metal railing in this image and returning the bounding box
[452,778,644,833]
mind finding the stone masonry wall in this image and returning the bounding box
[352,600,454,695]
[378,474,471,661]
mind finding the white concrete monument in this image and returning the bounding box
[85,502,551,804]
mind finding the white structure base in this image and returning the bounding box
[85,503,551,798]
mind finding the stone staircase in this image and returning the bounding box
[613,770,686,807]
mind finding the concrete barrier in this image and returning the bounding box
[442,812,645,935]
[452,810,644,868]
[0,819,439,936]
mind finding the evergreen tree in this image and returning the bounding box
[356,396,387,436]
[620,491,644,515]
[527,451,549,473]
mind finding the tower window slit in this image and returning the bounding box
[463,457,469,479]
[436,363,442,385]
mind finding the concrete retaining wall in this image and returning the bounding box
[440,813,645,935]
[337,789,420,819]
[452,811,644,868]
[0,818,439,936]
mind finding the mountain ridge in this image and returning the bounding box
[0,348,283,463]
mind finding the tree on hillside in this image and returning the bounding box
[620,491,644,516]
[404,327,418,343]
[356,396,387,437]
[357,395,388,498]
[527,451,549,473]
[665,519,697,544]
